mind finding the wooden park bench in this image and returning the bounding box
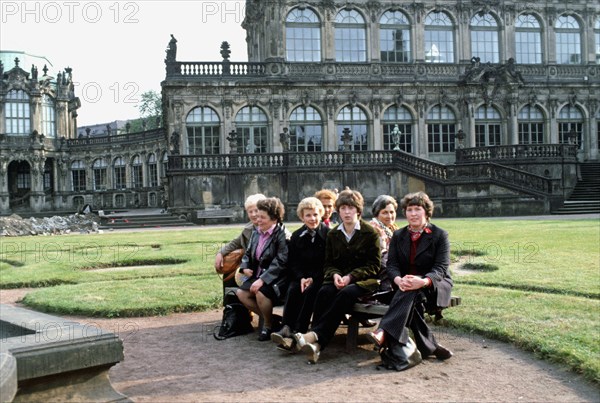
[345,295,461,350]
[196,208,235,224]
[224,286,460,350]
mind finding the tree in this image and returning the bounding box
[128,90,162,132]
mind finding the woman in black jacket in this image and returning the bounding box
[271,197,329,350]
[236,197,289,341]
[367,192,454,364]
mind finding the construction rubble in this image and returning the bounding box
[0,214,100,237]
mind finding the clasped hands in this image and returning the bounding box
[242,269,264,294]
[395,274,428,292]
[333,273,352,290]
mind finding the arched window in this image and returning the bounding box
[424,11,454,63]
[147,153,158,187]
[558,105,584,147]
[92,158,107,191]
[470,13,500,63]
[382,105,413,152]
[131,155,143,188]
[335,9,366,62]
[5,89,31,135]
[42,94,56,138]
[380,10,411,62]
[515,14,542,64]
[336,106,368,151]
[286,8,321,62]
[475,105,502,146]
[113,157,126,190]
[555,15,582,65]
[71,160,86,192]
[186,106,220,154]
[289,106,323,152]
[235,106,269,153]
[518,105,545,144]
[595,18,600,64]
[427,105,456,153]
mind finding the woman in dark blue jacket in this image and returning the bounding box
[367,192,454,365]
[236,197,289,341]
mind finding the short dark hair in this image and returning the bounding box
[400,192,434,219]
[335,188,364,215]
[372,195,398,218]
[257,197,285,223]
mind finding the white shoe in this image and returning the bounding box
[301,342,320,364]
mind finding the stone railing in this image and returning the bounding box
[165,60,596,83]
[169,150,553,196]
[456,144,578,162]
[168,61,266,77]
[65,128,165,147]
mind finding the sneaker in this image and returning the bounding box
[301,341,321,364]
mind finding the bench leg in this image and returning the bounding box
[346,316,360,351]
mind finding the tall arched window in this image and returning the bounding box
[186,106,220,155]
[147,153,158,187]
[336,106,368,151]
[235,106,269,153]
[427,105,456,153]
[555,15,582,64]
[595,18,600,63]
[289,106,323,152]
[470,13,500,63]
[131,155,143,188]
[42,94,56,138]
[382,105,413,152]
[558,105,584,147]
[113,157,126,190]
[515,14,543,64]
[518,105,545,144]
[286,8,321,62]
[424,11,454,63]
[475,105,502,146]
[380,10,411,62]
[92,158,107,191]
[71,160,86,192]
[5,89,31,135]
[335,9,366,62]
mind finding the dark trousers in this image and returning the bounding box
[311,283,370,349]
[282,279,322,333]
[378,289,438,357]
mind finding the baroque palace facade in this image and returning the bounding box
[2,0,599,217]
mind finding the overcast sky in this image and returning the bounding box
[1,1,247,126]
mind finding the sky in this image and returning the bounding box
[1,0,247,126]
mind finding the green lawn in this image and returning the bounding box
[1,218,599,383]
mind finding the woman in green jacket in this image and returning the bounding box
[294,188,381,363]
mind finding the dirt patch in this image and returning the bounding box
[1,289,598,402]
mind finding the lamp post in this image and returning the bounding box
[391,124,401,151]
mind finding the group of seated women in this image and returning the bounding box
[214,188,453,367]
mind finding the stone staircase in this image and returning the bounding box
[552,162,600,214]
[99,209,196,230]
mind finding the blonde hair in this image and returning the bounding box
[296,197,324,220]
[244,193,266,210]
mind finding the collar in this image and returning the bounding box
[259,224,276,236]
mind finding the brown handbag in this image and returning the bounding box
[220,248,244,282]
